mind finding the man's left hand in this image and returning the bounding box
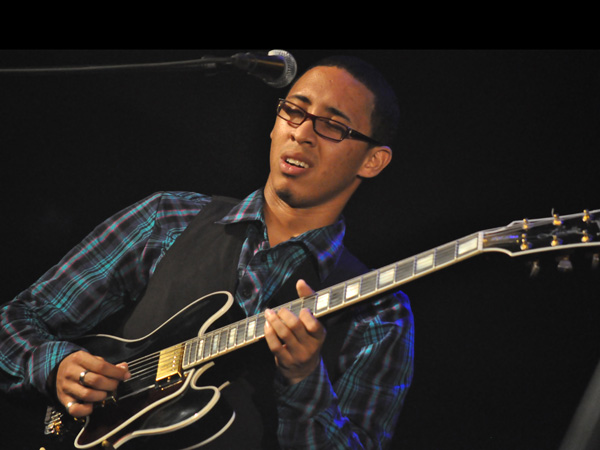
[263,279,326,385]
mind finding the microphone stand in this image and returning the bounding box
[559,357,600,450]
[0,55,235,75]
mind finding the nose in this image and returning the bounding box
[291,116,317,145]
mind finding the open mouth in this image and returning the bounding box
[285,158,309,169]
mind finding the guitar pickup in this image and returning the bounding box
[156,343,185,386]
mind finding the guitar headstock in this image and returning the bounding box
[482,209,600,265]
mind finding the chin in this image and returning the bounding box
[275,188,297,206]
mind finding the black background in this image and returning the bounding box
[1,49,599,449]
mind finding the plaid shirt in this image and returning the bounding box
[0,190,414,449]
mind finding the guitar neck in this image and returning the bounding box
[181,208,599,371]
[181,232,484,370]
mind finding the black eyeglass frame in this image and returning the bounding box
[276,98,383,146]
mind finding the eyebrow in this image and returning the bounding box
[288,94,352,124]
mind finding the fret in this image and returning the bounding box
[255,314,266,338]
[395,259,414,282]
[436,242,457,266]
[458,234,479,256]
[183,342,191,367]
[303,294,317,313]
[329,285,344,308]
[246,318,257,341]
[197,338,205,362]
[378,266,395,288]
[345,280,360,301]
[218,329,229,352]
[236,319,247,346]
[211,332,220,355]
[185,338,199,366]
[360,272,377,296]
[315,291,330,312]
[415,251,435,274]
[289,299,303,316]
[227,327,237,349]
[203,335,212,359]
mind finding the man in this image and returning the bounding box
[1,55,414,449]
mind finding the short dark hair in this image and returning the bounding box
[304,55,400,146]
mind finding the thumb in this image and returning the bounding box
[296,279,315,298]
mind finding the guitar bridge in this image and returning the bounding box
[44,406,65,436]
[156,343,185,386]
[44,405,83,436]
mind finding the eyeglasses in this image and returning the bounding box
[276,99,382,146]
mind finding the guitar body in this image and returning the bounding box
[69,291,238,449]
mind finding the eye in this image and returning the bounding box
[322,119,347,134]
[281,103,304,120]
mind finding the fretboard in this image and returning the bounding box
[182,232,483,370]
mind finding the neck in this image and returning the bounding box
[262,184,346,247]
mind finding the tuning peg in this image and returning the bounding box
[520,233,531,251]
[522,219,530,230]
[557,255,573,273]
[581,230,592,243]
[551,234,562,247]
[553,214,563,226]
[583,209,591,223]
[529,260,541,277]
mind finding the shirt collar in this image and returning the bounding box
[217,189,347,281]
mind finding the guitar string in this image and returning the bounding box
[122,270,405,383]
[117,214,600,384]
[121,299,315,383]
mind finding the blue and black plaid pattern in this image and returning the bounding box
[0,189,413,449]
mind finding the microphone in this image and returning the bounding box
[0,49,299,88]
[229,50,297,88]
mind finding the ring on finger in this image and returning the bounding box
[79,370,90,387]
[66,401,75,412]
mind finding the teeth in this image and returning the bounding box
[286,158,309,168]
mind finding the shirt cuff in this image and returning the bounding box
[30,340,84,398]
[274,358,336,421]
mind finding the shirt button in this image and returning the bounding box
[241,285,252,298]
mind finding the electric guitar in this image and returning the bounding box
[42,209,600,449]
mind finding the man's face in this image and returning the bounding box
[266,66,381,210]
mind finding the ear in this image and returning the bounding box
[358,146,393,179]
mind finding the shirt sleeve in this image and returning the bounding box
[275,290,414,449]
[0,191,208,397]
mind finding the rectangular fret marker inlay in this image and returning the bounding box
[458,236,478,255]
[378,268,394,287]
[316,292,329,311]
[346,282,359,300]
[228,328,237,347]
[416,253,434,272]
[247,320,256,340]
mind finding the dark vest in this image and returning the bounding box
[116,196,369,449]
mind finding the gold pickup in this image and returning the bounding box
[156,343,184,384]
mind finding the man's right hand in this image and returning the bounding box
[55,350,130,418]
